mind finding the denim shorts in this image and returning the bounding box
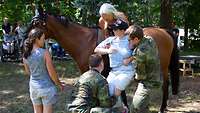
[30,86,57,105]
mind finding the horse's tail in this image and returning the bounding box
[167,30,180,95]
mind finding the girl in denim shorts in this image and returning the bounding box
[23,28,63,113]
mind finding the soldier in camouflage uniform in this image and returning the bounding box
[125,25,162,113]
[67,54,115,113]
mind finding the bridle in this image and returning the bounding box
[31,13,47,29]
[30,12,52,38]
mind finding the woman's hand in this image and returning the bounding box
[107,47,117,54]
[123,58,130,66]
[94,47,117,54]
[58,82,65,92]
[123,56,135,66]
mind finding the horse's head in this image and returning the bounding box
[31,6,72,39]
[32,12,46,28]
[31,5,52,39]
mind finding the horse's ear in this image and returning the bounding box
[35,4,43,16]
[43,22,46,26]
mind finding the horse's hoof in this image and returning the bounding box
[158,112,164,113]
[172,90,179,95]
[158,108,168,113]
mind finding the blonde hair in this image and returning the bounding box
[99,3,117,15]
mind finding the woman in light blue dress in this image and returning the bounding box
[95,19,135,98]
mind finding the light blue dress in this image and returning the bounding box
[96,35,134,72]
[96,35,135,96]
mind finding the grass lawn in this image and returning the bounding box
[0,60,79,113]
[0,59,200,113]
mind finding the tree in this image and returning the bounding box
[173,0,200,50]
[160,0,172,29]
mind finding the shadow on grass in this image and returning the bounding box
[0,60,78,113]
[0,62,32,113]
[1,61,200,113]
[53,59,80,78]
[167,109,200,113]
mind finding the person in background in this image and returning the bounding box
[68,54,115,113]
[126,25,162,113]
[2,17,11,35]
[2,17,13,42]
[172,21,179,48]
[23,28,64,113]
[15,21,26,49]
[2,17,15,53]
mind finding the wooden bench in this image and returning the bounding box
[179,59,194,76]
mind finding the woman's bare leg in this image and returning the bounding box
[43,104,53,113]
[33,104,43,113]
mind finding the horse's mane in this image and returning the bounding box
[48,13,70,27]
[48,13,100,29]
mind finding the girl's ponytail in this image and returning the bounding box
[23,38,34,59]
[23,28,44,59]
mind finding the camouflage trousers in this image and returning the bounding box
[90,106,125,113]
[130,82,161,113]
[69,100,125,113]
[68,97,125,113]
[69,106,124,113]
[90,107,111,113]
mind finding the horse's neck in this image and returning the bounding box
[49,22,93,49]
[47,19,97,72]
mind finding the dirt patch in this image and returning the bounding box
[0,61,200,113]
[166,76,200,113]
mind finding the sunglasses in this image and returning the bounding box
[128,38,132,41]
[112,28,120,31]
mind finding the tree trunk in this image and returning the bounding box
[160,0,172,29]
[55,0,60,8]
[184,25,189,50]
[184,17,189,50]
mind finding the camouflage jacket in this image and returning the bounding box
[133,35,162,88]
[68,69,113,113]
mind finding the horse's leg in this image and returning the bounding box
[121,91,128,107]
[169,49,179,95]
[169,40,179,95]
[167,30,180,95]
[160,70,169,113]
[101,54,111,78]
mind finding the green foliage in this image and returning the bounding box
[118,0,160,26]
[42,0,77,21]
[72,0,108,26]
[172,0,200,49]
[0,0,199,36]
[173,0,200,30]
[72,0,161,27]
[0,0,33,23]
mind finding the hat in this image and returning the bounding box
[110,19,128,30]
[99,3,117,15]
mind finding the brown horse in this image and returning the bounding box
[30,9,179,113]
